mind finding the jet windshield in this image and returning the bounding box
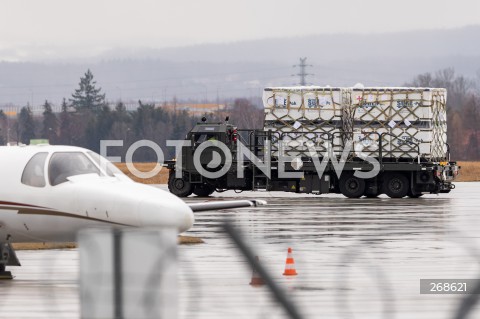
[49,152,100,186]
[87,151,124,177]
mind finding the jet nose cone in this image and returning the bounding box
[138,194,194,233]
[180,206,195,232]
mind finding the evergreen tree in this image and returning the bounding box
[84,116,98,151]
[18,106,35,144]
[0,110,6,145]
[42,100,58,143]
[113,102,129,123]
[133,100,155,139]
[131,100,160,161]
[172,110,188,140]
[70,69,106,113]
[97,105,113,140]
[59,99,71,144]
[110,102,132,156]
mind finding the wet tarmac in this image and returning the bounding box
[1,182,480,318]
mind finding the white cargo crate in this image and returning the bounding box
[350,88,447,124]
[352,125,447,160]
[263,86,343,122]
[347,88,447,160]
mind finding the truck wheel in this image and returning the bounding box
[193,184,215,197]
[168,173,193,197]
[383,173,409,198]
[339,174,365,198]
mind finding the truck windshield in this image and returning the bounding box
[49,152,100,186]
[194,134,217,143]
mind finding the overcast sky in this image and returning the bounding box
[1,0,480,61]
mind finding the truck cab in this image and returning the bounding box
[166,119,239,197]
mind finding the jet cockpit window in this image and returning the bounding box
[87,151,124,177]
[49,152,100,186]
[21,152,48,187]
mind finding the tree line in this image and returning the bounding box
[405,68,480,160]
[4,69,263,161]
[2,68,479,161]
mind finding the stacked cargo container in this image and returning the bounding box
[262,86,344,158]
[263,86,448,161]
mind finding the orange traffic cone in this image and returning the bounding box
[250,256,265,286]
[283,247,298,276]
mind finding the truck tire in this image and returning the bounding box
[383,173,409,198]
[339,174,365,198]
[168,173,193,197]
[193,184,215,197]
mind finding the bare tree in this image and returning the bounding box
[229,98,263,129]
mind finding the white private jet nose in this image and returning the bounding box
[137,194,194,233]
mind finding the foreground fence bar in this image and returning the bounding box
[78,227,178,319]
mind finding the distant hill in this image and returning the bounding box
[105,26,480,63]
[1,26,479,106]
